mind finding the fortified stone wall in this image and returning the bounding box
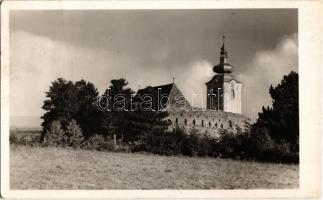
[166,109,249,137]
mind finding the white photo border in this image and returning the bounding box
[1,1,322,198]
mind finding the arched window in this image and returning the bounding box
[175,118,178,124]
[231,89,235,100]
[193,120,196,126]
[184,118,187,125]
[209,122,211,127]
[202,120,204,127]
[229,120,232,128]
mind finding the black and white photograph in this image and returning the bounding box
[1,1,322,199]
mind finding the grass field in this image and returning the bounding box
[10,145,299,189]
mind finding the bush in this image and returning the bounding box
[136,127,186,156]
[64,120,84,148]
[37,119,299,164]
[136,127,215,157]
[10,134,19,144]
[133,125,298,163]
[43,120,65,146]
[182,128,203,156]
[43,119,84,148]
[82,134,115,151]
[10,131,42,146]
[217,129,237,158]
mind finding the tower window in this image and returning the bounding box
[231,89,235,100]
[209,122,211,127]
[215,123,218,128]
[229,120,232,128]
[193,120,196,126]
[221,124,223,129]
[202,120,204,127]
[175,118,178,124]
[184,119,187,125]
[180,113,183,117]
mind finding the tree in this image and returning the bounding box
[123,108,170,141]
[74,80,100,138]
[254,71,299,152]
[98,79,170,142]
[43,120,65,146]
[41,78,79,139]
[65,119,84,148]
[98,78,134,139]
[41,78,99,139]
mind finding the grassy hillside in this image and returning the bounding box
[10,145,298,189]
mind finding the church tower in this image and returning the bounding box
[206,36,242,114]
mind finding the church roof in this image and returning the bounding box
[136,83,174,97]
[135,83,174,110]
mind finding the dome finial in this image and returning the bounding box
[220,35,228,64]
[221,35,225,50]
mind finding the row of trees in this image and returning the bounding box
[40,71,299,161]
[41,78,170,142]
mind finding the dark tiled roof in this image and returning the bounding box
[137,83,174,96]
[135,83,174,110]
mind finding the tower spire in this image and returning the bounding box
[213,36,233,73]
[221,35,225,50]
[220,35,228,64]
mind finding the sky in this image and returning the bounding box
[9,9,298,128]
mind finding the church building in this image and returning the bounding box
[136,37,248,136]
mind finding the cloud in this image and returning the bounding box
[10,31,135,118]
[9,30,298,128]
[10,31,210,119]
[237,33,298,121]
[172,60,213,108]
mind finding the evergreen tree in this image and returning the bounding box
[41,78,99,139]
[41,78,78,138]
[98,78,134,139]
[254,71,299,151]
[65,119,84,148]
[99,79,170,142]
[74,80,100,138]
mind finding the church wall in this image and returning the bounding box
[166,109,249,137]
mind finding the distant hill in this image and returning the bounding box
[10,116,42,129]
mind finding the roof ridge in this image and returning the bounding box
[136,83,174,94]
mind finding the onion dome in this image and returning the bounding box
[213,36,233,73]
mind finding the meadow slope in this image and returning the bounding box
[10,145,299,189]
